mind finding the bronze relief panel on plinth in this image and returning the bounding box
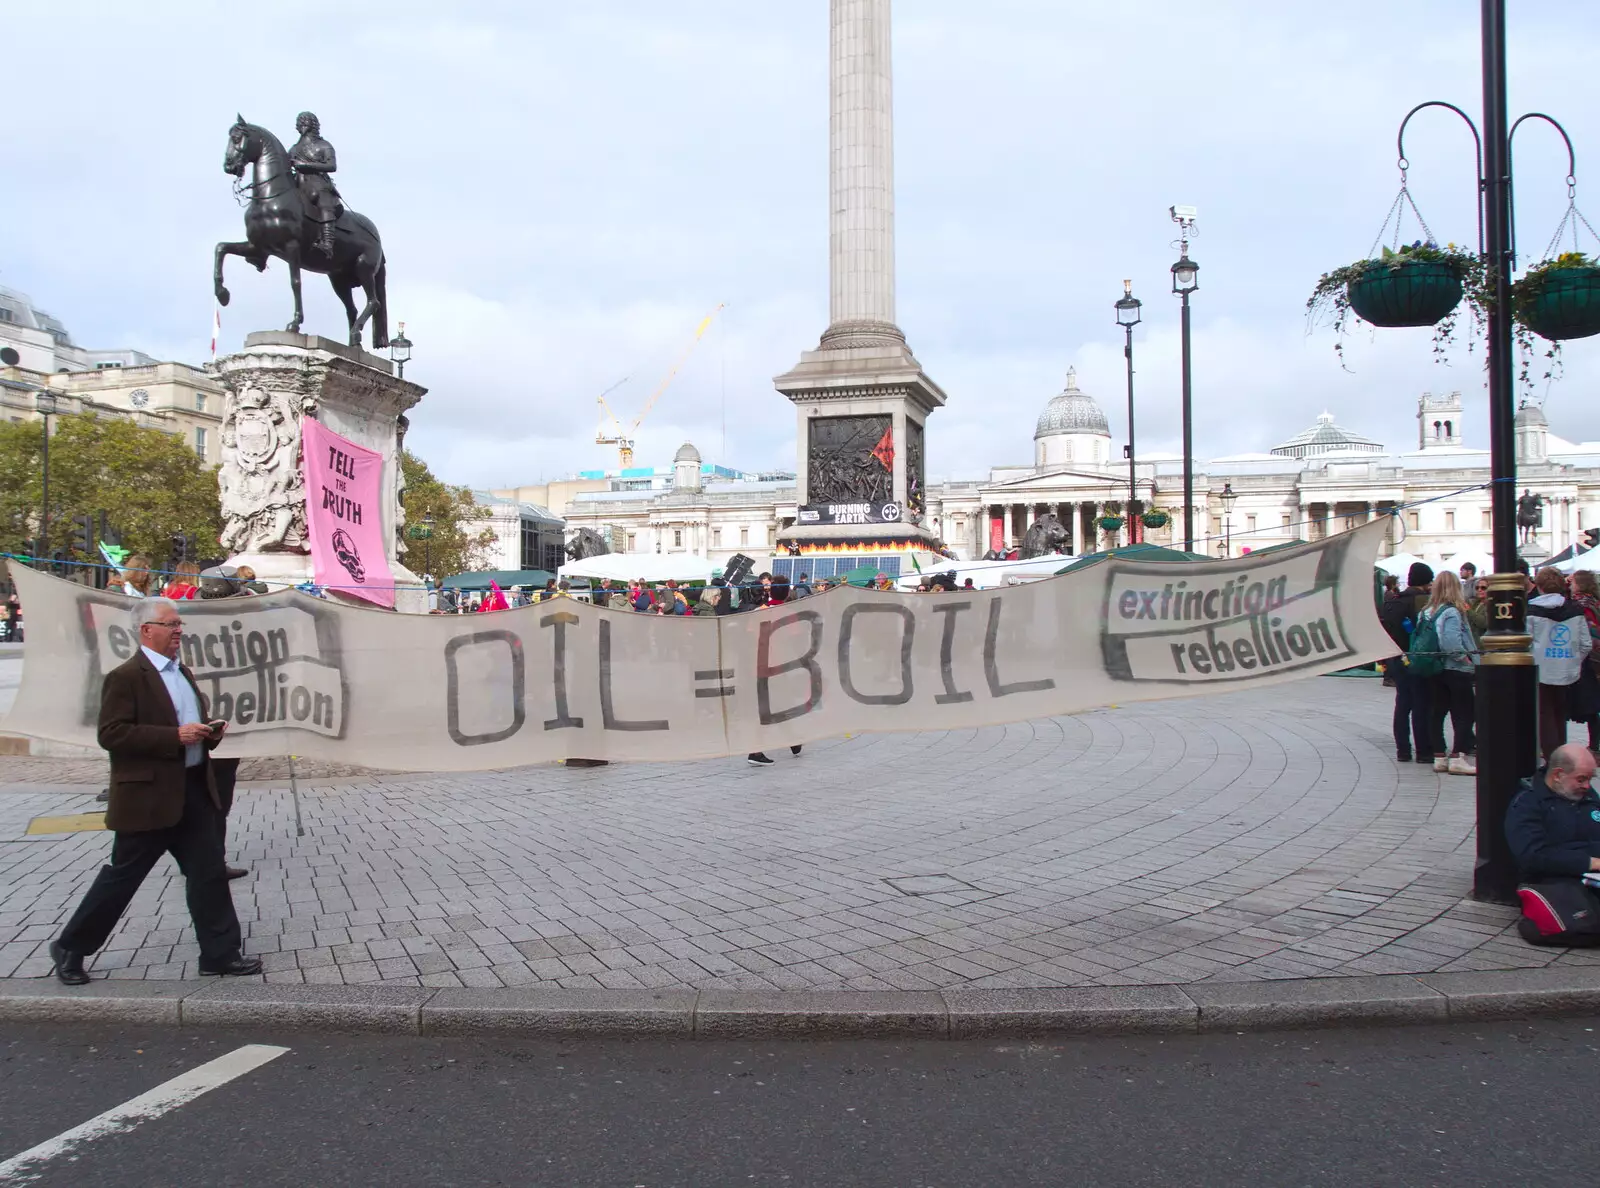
[808,414,893,504]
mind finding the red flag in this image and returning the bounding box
[871,426,894,471]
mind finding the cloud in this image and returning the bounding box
[4,0,1598,490]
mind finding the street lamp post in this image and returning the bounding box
[1220,481,1238,557]
[422,512,436,579]
[1170,208,1199,552]
[35,389,59,565]
[1387,0,1574,901]
[1115,280,1143,542]
[389,322,413,380]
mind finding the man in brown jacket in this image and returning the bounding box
[50,598,261,984]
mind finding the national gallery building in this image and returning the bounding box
[557,369,1600,574]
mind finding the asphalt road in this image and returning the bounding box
[1,1018,1596,1187]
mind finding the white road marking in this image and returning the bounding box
[0,1043,289,1185]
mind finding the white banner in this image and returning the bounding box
[1,522,1393,771]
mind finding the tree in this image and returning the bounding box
[0,413,223,575]
[399,449,495,578]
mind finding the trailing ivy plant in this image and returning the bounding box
[1307,241,1491,368]
[1510,251,1596,391]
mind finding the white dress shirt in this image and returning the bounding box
[141,645,204,768]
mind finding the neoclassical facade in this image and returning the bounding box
[0,286,224,464]
[554,372,1600,573]
[928,381,1600,564]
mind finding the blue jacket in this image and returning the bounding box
[1432,605,1478,673]
[1505,776,1600,879]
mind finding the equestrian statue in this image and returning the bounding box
[215,113,389,350]
[1517,489,1544,546]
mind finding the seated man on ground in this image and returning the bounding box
[1505,743,1600,880]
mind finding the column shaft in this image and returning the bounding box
[826,0,900,340]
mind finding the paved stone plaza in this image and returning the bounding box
[1,676,1591,991]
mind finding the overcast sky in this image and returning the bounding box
[6,1,1599,487]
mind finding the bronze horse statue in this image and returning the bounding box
[215,116,389,350]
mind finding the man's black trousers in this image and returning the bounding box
[59,766,241,963]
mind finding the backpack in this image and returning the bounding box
[1516,881,1600,947]
[1407,607,1445,678]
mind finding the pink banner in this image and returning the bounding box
[302,418,395,607]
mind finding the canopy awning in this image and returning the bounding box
[440,569,554,590]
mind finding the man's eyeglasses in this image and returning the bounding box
[146,619,183,630]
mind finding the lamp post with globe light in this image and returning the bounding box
[1114,280,1142,541]
[1220,481,1238,557]
[1170,207,1199,552]
[34,388,60,565]
[389,322,413,380]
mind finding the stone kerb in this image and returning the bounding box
[6,972,1600,1039]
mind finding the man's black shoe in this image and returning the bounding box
[225,865,249,880]
[790,745,803,755]
[1415,754,1436,764]
[1396,749,1413,763]
[748,752,775,766]
[199,954,263,977]
[49,940,90,986]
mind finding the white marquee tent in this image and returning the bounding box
[557,552,717,584]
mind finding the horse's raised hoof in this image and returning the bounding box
[285,321,302,334]
[216,287,230,307]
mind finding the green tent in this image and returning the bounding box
[440,569,555,590]
[1054,541,1210,575]
[838,564,882,588]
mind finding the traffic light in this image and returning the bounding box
[170,533,189,563]
[1584,527,1600,553]
[71,514,93,553]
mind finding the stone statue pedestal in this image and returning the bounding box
[211,332,429,613]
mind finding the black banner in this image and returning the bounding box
[797,501,903,526]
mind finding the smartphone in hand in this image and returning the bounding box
[206,720,227,737]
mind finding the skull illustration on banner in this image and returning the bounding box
[302,419,394,606]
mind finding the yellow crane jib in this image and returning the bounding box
[593,304,724,470]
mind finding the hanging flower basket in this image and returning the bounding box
[1098,515,1125,532]
[1514,255,1600,341]
[1141,510,1169,529]
[1345,259,1464,327]
[1308,242,1488,364]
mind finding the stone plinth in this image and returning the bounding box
[774,341,946,551]
[211,332,428,613]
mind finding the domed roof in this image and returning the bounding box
[1034,368,1110,439]
[1515,401,1548,428]
[1270,411,1382,458]
[673,441,701,463]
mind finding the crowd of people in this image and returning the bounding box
[1382,559,1600,773]
[442,569,915,616]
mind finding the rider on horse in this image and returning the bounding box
[290,112,342,257]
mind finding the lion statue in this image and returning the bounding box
[565,527,612,560]
[1018,513,1070,559]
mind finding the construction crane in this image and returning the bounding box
[596,303,723,468]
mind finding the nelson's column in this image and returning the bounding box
[774,0,948,567]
